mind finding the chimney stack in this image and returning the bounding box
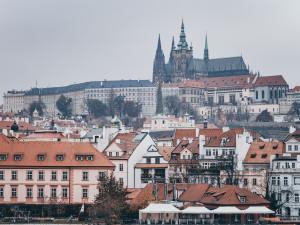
[164,183,168,199]
[172,181,176,201]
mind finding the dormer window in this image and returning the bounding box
[261,154,268,158]
[56,155,64,161]
[250,154,257,158]
[116,152,119,157]
[240,196,246,203]
[108,152,112,157]
[14,154,22,161]
[214,196,218,202]
[273,145,278,150]
[0,154,7,161]
[86,155,94,161]
[38,154,45,161]
[76,155,83,161]
[259,144,265,149]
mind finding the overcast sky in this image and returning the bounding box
[1,0,300,104]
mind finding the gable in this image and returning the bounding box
[105,142,124,153]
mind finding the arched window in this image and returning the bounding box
[262,90,265,99]
[270,90,273,99]
[285,207,291,216]
[256,91,258,99]
[279,90,282,98]
[275,90,278,98]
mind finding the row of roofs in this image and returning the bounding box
[159,74,288,90]
[131,183,269,207]
[23,80,155,96]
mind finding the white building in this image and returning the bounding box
[102,132,156,188]
[3,91,26,113]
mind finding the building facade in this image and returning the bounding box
[3,91,26,113]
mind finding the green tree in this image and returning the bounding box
[56,95,72,117]
[114,95,125,118]
[256,109,273,122]
[123,101,142,117]
[288,101,300,119]
[86,99,107,118]
[29,100,46,116]
[164,95,181,117]
[107,89,116,117]
[156,83,163,114]
[93,173,128,225]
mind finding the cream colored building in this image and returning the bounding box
[3,91,26,113]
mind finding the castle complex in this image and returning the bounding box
[153,20,249,83]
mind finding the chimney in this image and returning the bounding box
[172,181,176,201]
[154,182,157,200]
[247,77,250,84]
[222,127,230,133]
[188,137,193,144]
[289,126,296,134]
[164,183,168,199]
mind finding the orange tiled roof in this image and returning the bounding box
[178,80,204,88]
[22,132,65,139]
[205,130,237,147]
[285,130,300,142]
[157,146,173,161]
[243,142,284,164]
[202,74,256,91]
[291,86,300,92]
[0,135,114,168]
[173,128,197,146]
[195,124,218,129]
[0,121,37,131]
[103,132,140,159]
[201,185,270,206]
[253,75,288,87]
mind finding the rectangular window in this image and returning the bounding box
[119,164,123,172]
[83,172,88,181]
[11,187,17,197]
[56,155,64,161]
[0,171,4,180]
[38,155,45,161]
[253,178,257,185]
[99,171,104,180]
[277,177,280,185]
[146,158,151,164]
[295,194,299,203]
[27,171,33,180]
[11,171,17,180]
[76,155,83,161]
[292,163,296,169]
[288,145,292,151]
[0,155,7,161]
[51,188,56,197]
[295,145,299,151]
[62,171,68,180]
[116,152,119,157]
[38,171,44,180]
[155,158,160,164]
[62,188,68,198]
[286,193,290,202]
[27,188,32,198]
[0,187,3,197]
[244,178,248,186]
[51,171,57,180]
[86,155,93,161]
[294,177,300,185]
[38,188,44,198]
[82,188,88,198]
[119,178,124,186]
[284,177,288,186]
[272,177,276,185]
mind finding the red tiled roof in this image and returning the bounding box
[253,75,288,87]
[103,132,140,159]
[157,146,173,161]
[201,185,269,206]
[22,132,65,139]
[0,121,37,131]
[205,130,237,147]
[291,86,300,92]
[178,80,204,88]
[195,124,218,129]
[0,135,115,168]
[202,74,256,90]
[285,130,300,142]
[135,183,211,202]
[243,142,284,164]
[173,128,197,146]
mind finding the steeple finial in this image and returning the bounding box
[204,32,209,61]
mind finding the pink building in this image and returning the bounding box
[0,133,114,204]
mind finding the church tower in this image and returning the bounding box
[204,33,209,61]
[153,34,166,83]
[170,19,193,82]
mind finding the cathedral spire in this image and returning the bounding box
[204,32,209,61]
[177,19,188,50]
[169,36,175,63]
[157,34,162,53]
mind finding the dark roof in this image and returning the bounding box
[187,56,247,73]
[25,80,155,96]
[149,130,174,141]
